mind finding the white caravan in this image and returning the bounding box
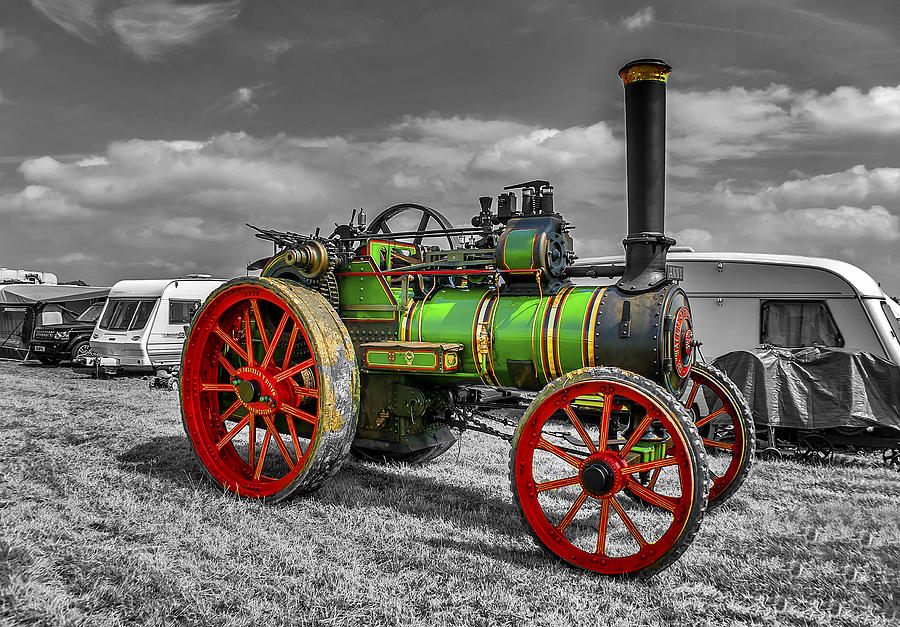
[572,251,900,366]
[89,277,224,371]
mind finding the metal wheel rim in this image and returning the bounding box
[513,378,699,574]
[181,284,323,498]
[366,203,457,248]
[682,368,749,503]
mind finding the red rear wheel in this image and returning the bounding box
[180,277,359,502]
[510,367,708,577]
[681,363,754,507]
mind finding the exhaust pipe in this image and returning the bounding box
[617,58,675,293]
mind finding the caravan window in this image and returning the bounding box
[99,299,156,331]
[882,301,900,340]
[169,300,200,325]
[760,300,843,348]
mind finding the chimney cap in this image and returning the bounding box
[618,58,672,84]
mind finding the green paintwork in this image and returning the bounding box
[500,229,537,271]
[365,348,438,370]
[395,285,607,388]
[337,260,398,321]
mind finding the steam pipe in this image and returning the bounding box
[616,58,675,293]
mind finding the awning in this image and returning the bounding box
[0,284,109,306]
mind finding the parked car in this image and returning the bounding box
[28,301,105,365]
[86,277,224,374]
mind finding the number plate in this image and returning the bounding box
[33,345,46,352]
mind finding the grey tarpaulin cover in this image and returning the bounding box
[712,346,900,431]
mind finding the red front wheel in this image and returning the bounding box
[509,367,708,578]
[180,277,359,502]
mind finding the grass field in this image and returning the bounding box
[0,360,898,626]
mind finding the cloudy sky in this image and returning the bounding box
[2,0,900,295]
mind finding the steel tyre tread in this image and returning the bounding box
[180,277,360,503]
[690,362,755,508]
[508,366,709,578]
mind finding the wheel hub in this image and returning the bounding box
[237,379,261,404]
[580,452,626,497]
[232,366,280,415]
[581,461,615,496]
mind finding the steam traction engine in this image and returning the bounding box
[179,60,754,577]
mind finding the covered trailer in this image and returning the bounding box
[0,284,109,359]
[573,252,900,462]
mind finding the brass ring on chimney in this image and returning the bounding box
[618,62,671,85]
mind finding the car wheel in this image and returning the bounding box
[70,340,93,363]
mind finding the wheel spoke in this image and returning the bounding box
[416,212,430,232]
[262,415,296,470]
[598,394,612,451]
[202,383,234,392]
[243,306,254,366]
[216,353,237,377]
[281,324,298,370]
[535,475,581,493]
[695,407,727,429]
[624,477,678,512]
[564,405,597,453]
[556,490,588,533]
[261,311,289,370]
[285,412,304,462]
[219,399,241,423]
[253,429,271,480]
[595,498,610,555]
[216,412,252,450]
[620,414,654,457]
[290,384,319,399]
[647,467,662,490]
[248,413,256,468]
[622,457,679,474]
[250,299,270,353]
[275,357,316,383]
[537,437,584,468]
[281,403,318,425]
[683,380,699,410]
[703,438,735,451]
[610,496,649,548]
[214,326,249,363]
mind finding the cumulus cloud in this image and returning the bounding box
[669,228,713,249]
[713,165,900,213]
[793,84,900,134]
[667,82,900,174]
[4,87,900,287]
[30,0,241,61]
[668,85,796,165]
[0,116,628,280]
[778,205,900,241]
[621,7,654,32]
[0,185,95,220]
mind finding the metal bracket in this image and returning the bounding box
[619,301,632,338]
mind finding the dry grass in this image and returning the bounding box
[0,361,898,626]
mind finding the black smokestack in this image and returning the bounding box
[617,58,675,293]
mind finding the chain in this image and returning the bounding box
[443,403,590,451]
